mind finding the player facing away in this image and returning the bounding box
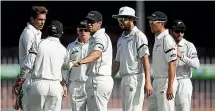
[72,11,114,111]
[112,6,152,111]
[147,11,178,111]
[13,20,73,111]
[66,20,90,111]
[169,20,200,111]
[16,6,47,111]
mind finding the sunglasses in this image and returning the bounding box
[117,17,129,22]
[149,21,166,25]
[78,29,89,32]
[87,20,96,24]
[173,29,185,33]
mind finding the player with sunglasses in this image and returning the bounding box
[147,11,178,111]
[72,11,114,111]
[66,20,90,111]
[112,6,152,111]
[169,20,200,111]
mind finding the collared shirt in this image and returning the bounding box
[30,37,69,81]
[86,28,113,76]
[19,23,41,67]
[152,29,177,78]
[176,38,200,79]
[115,26,149,76]
[67,38,89,82]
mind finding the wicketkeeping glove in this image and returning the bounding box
[12,76,25,110]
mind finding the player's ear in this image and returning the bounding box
[30,17,34,23]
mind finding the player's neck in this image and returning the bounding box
[125,24,134,35]
[79,37,88,44]
[155,28,165,36]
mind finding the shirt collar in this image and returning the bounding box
[92,28,105,38]
[47,36,60,42]
[122,26,138,37]
[156,29,169,39]
[26,23,41,35]
[177,38,185,47]
[74,37,89,45]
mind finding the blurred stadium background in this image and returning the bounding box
[1,1,215,111]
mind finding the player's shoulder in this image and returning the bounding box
[67,40,77,49]
[183,38,195,48]
[163,33,175,43]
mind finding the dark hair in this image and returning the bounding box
[31,6,48,19]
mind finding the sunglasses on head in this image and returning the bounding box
[149,21,165,25]
[87,20,97,24]
[78,28,89,32]
[173,29,185,33]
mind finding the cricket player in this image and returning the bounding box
[169,20,200,111]
[72,11,114,111]
[66,20,90,111]
[147,11,178,111]
[13,20,74,111]
[112,6,152,111]
[16,6,48,110]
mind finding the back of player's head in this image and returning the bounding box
[47,20,63,38]
[30,6,48,19]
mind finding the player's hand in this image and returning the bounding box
[144,82,153,97]
[62,85,68,97]
[177,48,182,58]
[166,86,174,101]
[71,60,81,67]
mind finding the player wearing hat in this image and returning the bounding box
[66,20,90,111]
[169,20,200,111]
[112,6,152,111]
[72,11,113,111]
[14,20,74,111]
[147,11,178,111]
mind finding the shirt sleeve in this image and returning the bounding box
[163,36,177,63]
[23,30,35,55]
[180,42,200,69]
[136,31,150,58]
[93,36,107,52]
[115,40,121,62]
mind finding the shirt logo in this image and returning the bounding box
[155,45,161,51]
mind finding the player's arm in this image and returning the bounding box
[23,31,35,55]
[112,43,121,78]
[137,32,152,97]
[79,38,105,64]
[19,41,39,78]
[164,37,177,100]
[179,43,200,69]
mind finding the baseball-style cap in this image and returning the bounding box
[147,11,168,21]
[48,20,63,31]
[112,6,140,21]
[77,20,87,28]
[170,20,186,29]
[86,11,103,22]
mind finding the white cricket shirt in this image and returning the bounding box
[176,38,200,79]
[19,23,41,66]
[85,28,113,76]
[67,38,89,82]
[31,37,68,81]
[152,29,177,78]
[115,26,149,76]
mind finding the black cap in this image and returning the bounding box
[147,11,168,21]
[171,20,186,29]
[48,20,63,31]
[86,11,103,22]
[77,20,87,28]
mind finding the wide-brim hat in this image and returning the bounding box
[112,6,140,21]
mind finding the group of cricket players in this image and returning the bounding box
[12,5,200,111]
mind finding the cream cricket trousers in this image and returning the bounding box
[69,81,87,111]
[148,78,178,111]
[26,79,63,111]
[85,76,114,111]
[121,74,145,111]
[175,78,192,111]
